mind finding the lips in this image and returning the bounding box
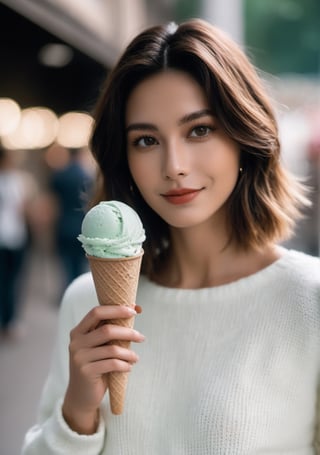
[161,188,203,205]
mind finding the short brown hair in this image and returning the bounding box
[90,18,309,276]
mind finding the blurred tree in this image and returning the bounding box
[245,0,320,75]
[173,0,200,21]
[146,0,320,75]
[145,0,200,23]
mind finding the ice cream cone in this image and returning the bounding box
[87,251,143,414]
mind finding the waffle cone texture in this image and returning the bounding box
[87,251,143,415]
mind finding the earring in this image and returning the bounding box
[129,182,136,196]
[239,167,243,173]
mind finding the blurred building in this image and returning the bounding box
[0,0,151,114]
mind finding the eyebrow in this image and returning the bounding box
[126,108,213,133]
[178,108,213,125]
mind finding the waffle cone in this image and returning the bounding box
[87,251,143,415]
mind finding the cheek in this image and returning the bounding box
[213,144,240,177]
[128,154,152,191]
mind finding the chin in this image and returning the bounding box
[163,205,227,230]
[162,214,209,230]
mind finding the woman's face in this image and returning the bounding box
[126,70,240,229]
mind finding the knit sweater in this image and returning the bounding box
[22,248,320,454]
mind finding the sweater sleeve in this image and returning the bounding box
[314,387,320,454]
[21,275,106,454]
[314,376,320,455]
[313,280,320,455]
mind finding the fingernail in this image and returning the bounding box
[127,308,137,315]
[135,305,142,314]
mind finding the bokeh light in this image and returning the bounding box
[1,107,58,150]
[0,98,21,135]
[56,112,94,148]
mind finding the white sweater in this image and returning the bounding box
[23,249,320,454]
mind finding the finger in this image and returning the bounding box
[85,358,133,376]
[81,344,139,364]
[85,323,145,348]
[76,305,137,334]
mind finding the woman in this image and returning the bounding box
[23,19,320,454]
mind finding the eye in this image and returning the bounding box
[133,136,158,147]
[189,125,213,138]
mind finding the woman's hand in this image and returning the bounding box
[62,304,144,434]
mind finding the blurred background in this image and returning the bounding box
[0,1,319,453]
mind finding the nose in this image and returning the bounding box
[162,140,190,180]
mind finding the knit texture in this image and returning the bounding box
[22,249,320,454]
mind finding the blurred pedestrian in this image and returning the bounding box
[0,144,33,339]
[50,146,93,296]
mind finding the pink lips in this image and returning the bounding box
[162,188,202,205]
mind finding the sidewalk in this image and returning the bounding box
[0,248,62,455]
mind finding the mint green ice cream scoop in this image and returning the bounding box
[78,201,145,258]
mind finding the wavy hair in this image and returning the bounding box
[90,18,309,276]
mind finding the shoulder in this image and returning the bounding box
[288,248,320,264]
[60,272,99,322]
[279,249,320,323]
[282,249,320,284]
[276,249,320,300]
[63,272,97,304]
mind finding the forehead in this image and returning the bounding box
[125,70,210,123]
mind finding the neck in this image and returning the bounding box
[155,221,281,289]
